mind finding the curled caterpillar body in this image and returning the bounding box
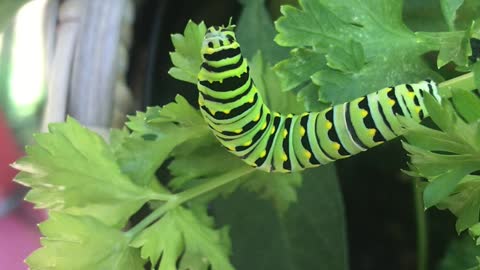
[198,25,441,173]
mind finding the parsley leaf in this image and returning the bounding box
[402,93,480,231]
[27,213,144,270]
[168,20,207,84]
[131,207,233,270]
[13,117,160,227]
[115,95,209,186]
[274,0,473,107]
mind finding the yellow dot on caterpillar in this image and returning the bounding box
[243,140,252,147]
[249,97,255,103]
[228,146,235,151]
[261,122,267,130]
[368,129,376,137]
[415,107,422,113]
[282,153,288,161]
[408,92,416,98]
[223,109,231,114]
[235,129,242,134]
[206,48,215,54]
[283,129,288,138]
[254,114,260,121]
[300,127,306,136]
[361,110,368,117]
[334,143,341,150]
[302,112,309,116]
[325,121,333,130]
[287,113,293,118]
[270,127,276,134]
[388,99,396,106]
[304,150,312,159]
[260,150,267,158]
[274,112,281,117]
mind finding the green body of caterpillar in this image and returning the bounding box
[197,25,441,173]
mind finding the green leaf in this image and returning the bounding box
[214,164,348,270]
[274,48,328,110]
[249,51,306,114]
[403,94,480,231]
[423,168,472,209]
[27,213,144,270]
[13,117,158,227]
[438,176,480,232]
[441,0,465,30]
[168,20,206,84]
[452,90,480,123]
[274,0,469,106]
[236,0,289,62]
[438,234,480,270]
[117,95,209,186]
[0,0,28,32]
[131,207,233,270]
[455,0,480,30]
[474,62,480,89]
[326,40,365,73]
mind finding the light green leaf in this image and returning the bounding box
[439,175,480,232]
[13,117,158,227]
[452,90,480,123]
[131,207,233,270]
[274,0,469,105]
[27,213,144,270]
[423,168,472,209]
[168,20,206,84]
[455,0,480,30]
[117,95,209,186]
[403,94,480,230]
[441,0,465,30]
[474,62,480,88]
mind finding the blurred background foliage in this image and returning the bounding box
[0,0,478,270]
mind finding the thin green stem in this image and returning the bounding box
[413,180,428,270]
[438,72,477,97]
[125,166,254,239]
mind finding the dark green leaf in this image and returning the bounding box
[236,0,289,62]
[214,164,348,270]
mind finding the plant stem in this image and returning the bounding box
[438,72,477,97]
[413,180,428,270]
[125,166,254,239]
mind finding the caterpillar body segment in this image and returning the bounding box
[197,25,441,173]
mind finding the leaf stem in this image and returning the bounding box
[413,179,428,270]
[125,166,254,239]
[438,72,477,97]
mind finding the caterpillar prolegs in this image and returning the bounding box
[197,25,441,173]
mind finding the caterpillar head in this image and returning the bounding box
[201,24,238,57]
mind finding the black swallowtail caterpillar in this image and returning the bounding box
[197,25,441,173]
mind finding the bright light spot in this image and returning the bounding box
[8,0,47,116]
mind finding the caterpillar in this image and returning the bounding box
[197,25,441,173]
